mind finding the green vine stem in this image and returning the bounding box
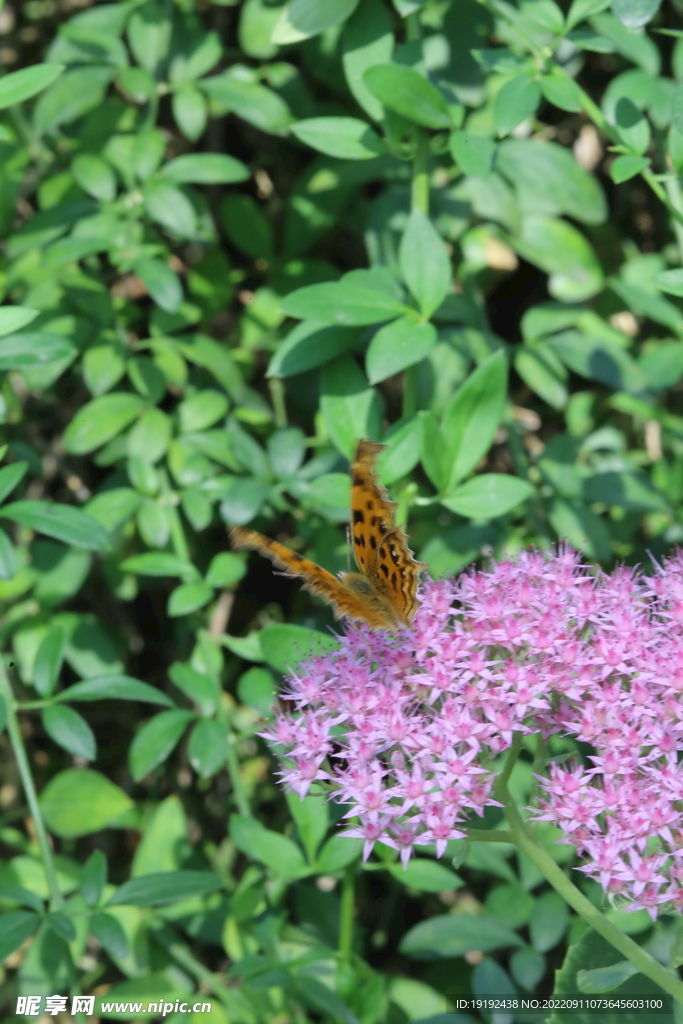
[0,661,62,908]
[338,862,357,960]
[0,659,88,1024]
[491,743,683,1003]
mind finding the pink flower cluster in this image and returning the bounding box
[261,546,683,918]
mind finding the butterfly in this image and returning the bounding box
[229,439,423,632]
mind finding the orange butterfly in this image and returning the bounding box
[229,439,423,632]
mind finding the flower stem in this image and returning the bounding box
[338,862,356,960]
[0,661,62,908]
[411,128,430,216]
[0,661,88,1024]
[498,776,683,1003]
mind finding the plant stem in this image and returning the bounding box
[498,775,683,1003]
[338,862,356,961]
[150,919,239,1013]
[411,128,430,216]
[0,661,62,908]
[268,378,288,428]
[402,366,417,418]
[224,723,251,818]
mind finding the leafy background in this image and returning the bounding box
[1,0,683,1021]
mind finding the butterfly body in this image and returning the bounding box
[230,439,422,632]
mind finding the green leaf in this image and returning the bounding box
[515,346,568,410]
[281,279,409,325]
[259,623,340,673]
[493,75,541,134]
[271,0,359,43]
[129,709,194,781]
[286,790,329,864]
[0,884,43,913]
[540,73,584,112]
[550,329,647,393]
[400,913,523,959]
[577,960,638,993]
[610,153,650,183]
[378,416,423,485]
[0,461,28,504]
[169,663,219,716]
[0,332,76,370]
[55,674,174,707]
[144,180,196,237]
[42,704,96,761]
[366,318,436,383]
[188,718,228,778]
[363,63,451,128]
[119,552,199,580]
[237,667,276,717]
[220,193,274,261]
[497,139,607,225]
[33,626,66,700]
[107,870,222,907]
[654,268,683,296]
[341,0,394,122]
[72,153,117,201]
[0,64,62,109]
[134,258,183,312]
[449,131,496,178]
[591,12,660,73]
[321,353,382,458]
[554,929,666,1012]
[443,350,507,488]
[39,768,133,838]
[399,209,451,318]
[48,912,81,943]
[33,66,114,133]
[202,73,292,135]
[304,473,350,521]
[529,891,569,952]
[89,911,130,960]
[63,392,144,455]
[614,96,650,154]
[172,83,208,141]
[291,117,384,159]
[612,0,662,29]
[177,389,229,433]
[161,153,249,184]
[0,307,38,337]
[219,478,269,525]
[0,911,40,961]
[267,321,361,377]
[268,427,306,478]
[583,470,669,511]
[566,0,611,30]
[442,474,534,519]
[127,0,172,74]
[512,216,604,302]
[206,551,246,588]
[420,410,451,492]
[387,859,463,892]
[0,527,15,581]
[1,501,109,550]
[230,814,309,878]
[315,836,359,873]
[81,849,107,908]
[168,581,214,617]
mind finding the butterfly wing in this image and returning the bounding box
[370,528,423,626]
[349,440,423,626]
[230,526,400,628]
[350,440,397,575]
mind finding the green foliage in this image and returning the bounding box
[0,0,682,1019]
